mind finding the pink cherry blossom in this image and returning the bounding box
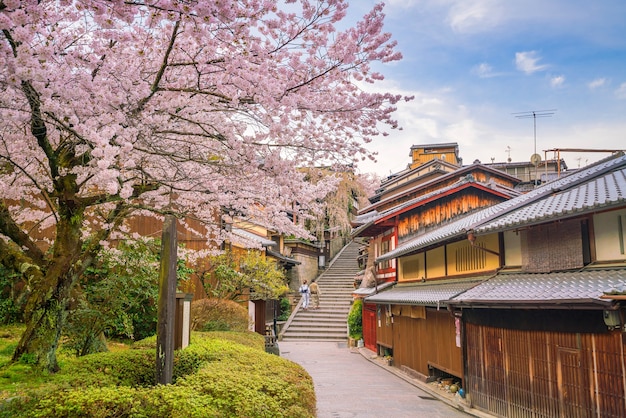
[0,0,409,371]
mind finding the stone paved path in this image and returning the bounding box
[280,341,473,418]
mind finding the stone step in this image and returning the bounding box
[282,328,347,335]
[282,330,347,338]
[289,322,347,329]
[280,240,361,342]
[281,335,346,342]
[286,315,349,322]
[297,312,349,317]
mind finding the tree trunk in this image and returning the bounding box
[12,217,83,372]
[12,281,69,372]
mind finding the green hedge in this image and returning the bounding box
[0,332,315,418]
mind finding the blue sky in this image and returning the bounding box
[345,1,626,177]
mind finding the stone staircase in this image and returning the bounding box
[279,240,362,341]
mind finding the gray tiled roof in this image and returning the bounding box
[353,281,395,297]
[231,228,276,247]
[368,163,520,213]
[376,209,494,262]
[352,210,380,226]
[450,269,626,306]
[353,177,517,238]
[266,249,300,265]
[476,164,626,233]
[377,153,626,263]
[365,278,486,306]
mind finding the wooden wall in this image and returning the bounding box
[376,304,393,349]
[397,191,505,241]
[465,323,626,418]
[391,308,462,379]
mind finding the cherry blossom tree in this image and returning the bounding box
[0,0,407,371]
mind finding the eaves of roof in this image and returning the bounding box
[367,163,522,213]
[376,153,626,263]
[475,165,626,234]
[353,179,517,239]
[380,156,458,184]
[410,142,460,150]
[266,249,301,265]
[351,220,375,238]
[353,281,396,297]
[231,228,276,247]
[449,269,625,308]
[364,277,487,307]
[352,210,380,226]
[375,180,517,225]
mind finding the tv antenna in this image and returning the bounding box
[512,109,556,185]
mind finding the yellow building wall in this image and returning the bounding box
[398,252,426,282]
[426,246,446,278]
[410,145,459,169]
[446,233,500,276]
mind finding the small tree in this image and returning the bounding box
[347,299,363,340]
[64,240,191,356]
[200,250,288,302]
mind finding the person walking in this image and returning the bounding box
[309,281,321,309]
[299,280,310,310]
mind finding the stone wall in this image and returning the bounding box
[285,239,321,291]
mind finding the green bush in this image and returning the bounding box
[190,298,250,332]
[347,299,363,340]
[193,331,265,350]
[0,332,315,418]
[277,297,291,321]
[60,348,158,388]
[63,240,195,358]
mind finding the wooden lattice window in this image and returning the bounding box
[455,244,487,272]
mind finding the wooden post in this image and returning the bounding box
[156,215,177,385]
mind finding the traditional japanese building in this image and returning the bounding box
[371,152,626,417]
[351,143,521,353]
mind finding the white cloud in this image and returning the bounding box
[447,0,503,33]
[615,82,626,99]
[472,63,494,78]
[515,51,548,74]
[588,78,606,89]
[550,75,565,87]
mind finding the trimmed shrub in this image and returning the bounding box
[61,348,157,388]
[192,331,265,350]
[0,332,315,418]
[190,298,249,332]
